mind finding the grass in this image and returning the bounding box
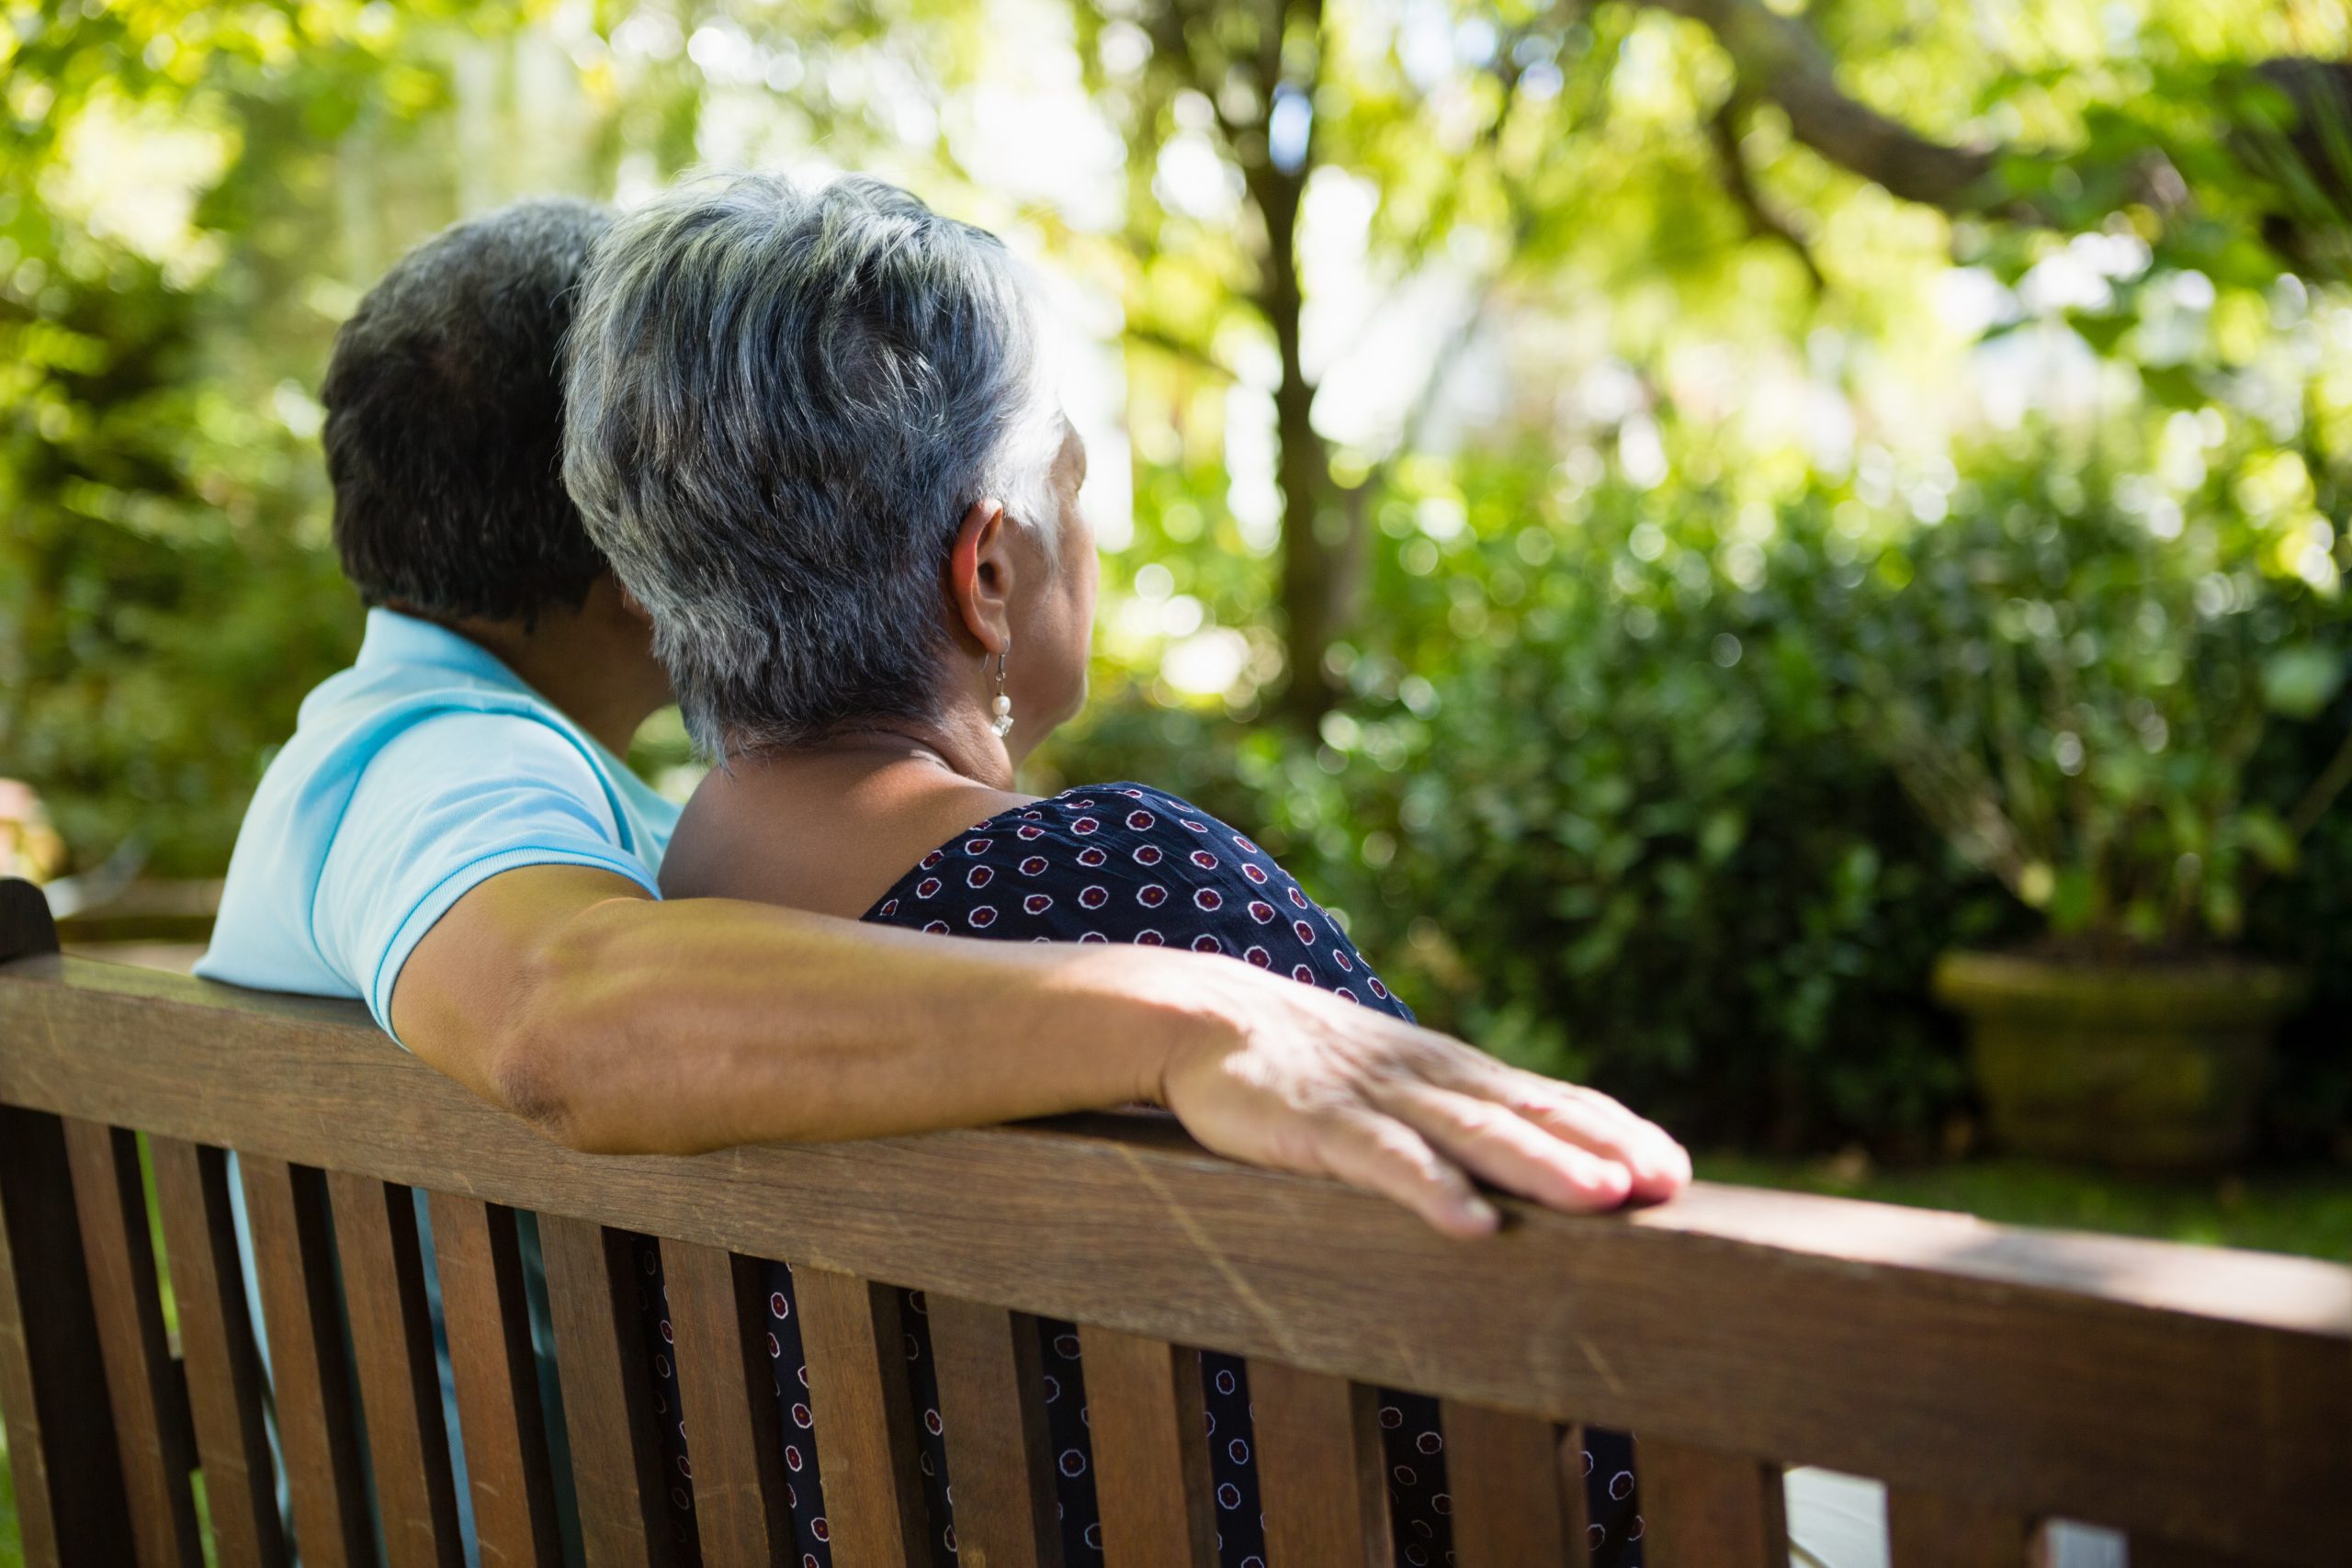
[1694,1152,2352,1261]
[1,1157,2344,1567]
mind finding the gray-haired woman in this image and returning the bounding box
[563,170,1677,1568]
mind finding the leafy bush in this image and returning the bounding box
[1047,445,2352,1155]
[1827,455,2352,953]
[0,246,358,876]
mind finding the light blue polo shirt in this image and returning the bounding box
[198,606,679,1568]
[198,606,679,1031]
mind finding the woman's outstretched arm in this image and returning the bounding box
[390,863,1690,1236]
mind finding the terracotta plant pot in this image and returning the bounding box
[1931,950,2311,1168]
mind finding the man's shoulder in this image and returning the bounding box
[195,701,583,992]
[293,653,574,760]
[238,680,604,858]
[195,672,636,1006]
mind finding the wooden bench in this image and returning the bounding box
[1,874,2345,1568]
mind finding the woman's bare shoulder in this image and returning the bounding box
[660,754,1031,918]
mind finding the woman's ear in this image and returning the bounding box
[947,498,1017,653]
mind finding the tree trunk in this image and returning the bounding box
[1254,157,1351,723]
[1136,0,1355,723]
[1248,0,1357,725]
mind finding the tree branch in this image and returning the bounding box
[1631,0,2301,254]
[1122,324,1236,380]
[1705,94,1827,291]
[2286,717,2352,845]
[1642,0,2011,213]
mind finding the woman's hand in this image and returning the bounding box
[1153,961,1691,1237]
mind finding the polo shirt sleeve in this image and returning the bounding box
[313,710,662,1041]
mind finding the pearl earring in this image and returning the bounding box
[989,649,1014,739]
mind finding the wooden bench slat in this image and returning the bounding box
[1441,1401,1583,1568]
[240,1155,374,1568]
[797,1265,931,1568]
[1885,1489,2039,1566]
[2127,1534,2277,1567]
[926,1292,1064,1568]
[1075,1326,1216,1568]
[428,1193,563,1568]
[149,1136,288,1568]
[326,1171,464,1568]
[63,1121,203,1568]
[660,1240,792,1568]
[1637,1438,1785,1567]
[1249,1360,1391,1568]
[0,1104,137,1568]
[540,1214,676,1568]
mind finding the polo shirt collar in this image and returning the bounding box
[354,607,530,692]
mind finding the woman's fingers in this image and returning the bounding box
[1305,1105,1500,1239]
[1405,1042,1690,1202]
[1498,1076,1691,1201]
[1159,974,1687,1235]
[1374,1084,1639,1214]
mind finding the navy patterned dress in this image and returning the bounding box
[632,784,1645,1567]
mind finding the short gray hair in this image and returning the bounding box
[562,171,1061,752]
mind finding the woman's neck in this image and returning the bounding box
[657,716,1035,918]
[780,705,1018,795]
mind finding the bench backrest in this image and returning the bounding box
[1,876,2345,1568]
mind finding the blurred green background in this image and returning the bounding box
[6,0,2352,1153]
[6,3,2352,1551]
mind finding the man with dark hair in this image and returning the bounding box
[200,197,1687,1240]
[322,197,613,626]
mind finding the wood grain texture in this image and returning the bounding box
[240,1156,373,1568]
[62,1121,202,1568]
[427,1193,562,1568]
[1638,1438,1785,1568]
[2,956,2350,1562]
[539,1214,674,1568]
[1442,1401,1579,1568]
[149,1135,288,1568]
[1250,1361,1390,1568]
[0,1104,136,1568]
[926,1293,1062,1568]
[327,1171,463,1568]
[1885,1489,2038,1566]
[2125,1536,2268,1568]
[797,1266,931,1568]
[659,1240,792,1568]
[1075,1326,1216,1568]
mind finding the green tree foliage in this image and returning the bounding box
[4,0,2348,1149]
[1036,0,2352,1148]
[1076,0,2352,714]
[0,0,938,868]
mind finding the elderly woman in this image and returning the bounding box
[563,172,1663,1567]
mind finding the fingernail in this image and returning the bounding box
[1464,1196,1500,1233]
[1590,1160,1634,1206]
[1634,1148,1682,1190]
[1641,1142,1692,1192]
